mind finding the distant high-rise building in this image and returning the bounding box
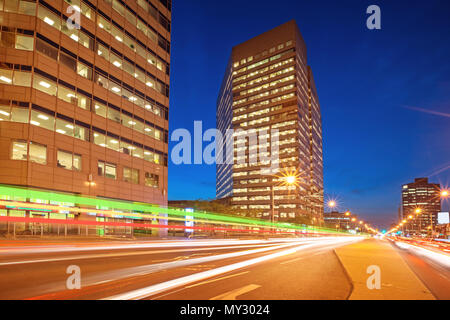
[401,178,441,235]
[0,0,171,218]
[216,20,323,223]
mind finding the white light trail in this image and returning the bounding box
[104,237,362,300]
[395,241,450,268]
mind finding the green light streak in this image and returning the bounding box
[0,184,345,234]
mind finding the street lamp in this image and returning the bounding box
[441,190,449,198]
[328,200,336,209]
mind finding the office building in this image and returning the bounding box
[216,20,323,223]
[401,178,441,235]
[0,0,171,227]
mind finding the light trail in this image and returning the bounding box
[104,237,363,300]
[0,243,283,266]
[0,237,350,255]
[395,241,450,268]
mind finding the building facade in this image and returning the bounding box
[216,21,324,223]
[323,211,359,231]
[0,0,170,221]
[401,178,441,235]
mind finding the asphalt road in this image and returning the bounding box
[0,237,359,300]
[1,236,448,300]
[393,242,450,300]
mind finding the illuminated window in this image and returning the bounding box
[57,150,81,171]
[98,161,116,179]
[33,74,57,96]
[29,141,47,165]
[15,35,33,51]
[11,140,27,161]
[30,109,54,130]
[145,173,159,188]
[13,71,31,86]
[123,167,139,184]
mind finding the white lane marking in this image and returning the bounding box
[103,237,363,300]
[185,271,250,289]
[210,284,261,300]
[0,243,278,266]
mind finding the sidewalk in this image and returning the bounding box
[335,238,435,300]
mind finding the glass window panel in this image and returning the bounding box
[123,167,131,183]
[11,140,28,161]
[134,120,144,133]
[60,52,77,72]
[134,69,145,81]
[143,150,154,162]
[77,62,92,79]
[131,168,139,184]
[4,0,18,12]
[106,136,119,151]
[97,161,105,176]
[123,60,133,75]
[38,6,61,30]
[93,132,106,147]
[111,26,123,42]
[13,71,31,86]
[110,52,122,68]
[15,35,34,51]
[105,163,116,179]
[98,16,111,32]
[94,102,107,117]
[73,153,81,170]
[11,106,29,123]
[121,114,133,129]
[80,2,91,19]
[77,94,90,110]
[0,31,15,48]
[33,74,57,96]
[132,146,143,159]
[119,141,133,155]
[57,150,73,170]
[144,125,153,137]
[124,35,135,52]
[134,96,145,108]
[30,110,54,130]
[0,105,11,121]
[109,81,121,96]
[96,43,109,60]
[29,141,47,164]
[107,107,121,123]
[79,31,93,49]
[145,173,158,188]
[112,0,124,15]
[0,69,13,84]
[95,72,109,89]
[55,118,74,136]
[74,125,87,141]
[36,38,58,60]
[154,153,161,165]
[57,86,77,104]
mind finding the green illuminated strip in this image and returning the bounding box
[0,184,343,234]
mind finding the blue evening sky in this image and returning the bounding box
[167,0,450,228]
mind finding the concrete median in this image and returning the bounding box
[335,238,435,300]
